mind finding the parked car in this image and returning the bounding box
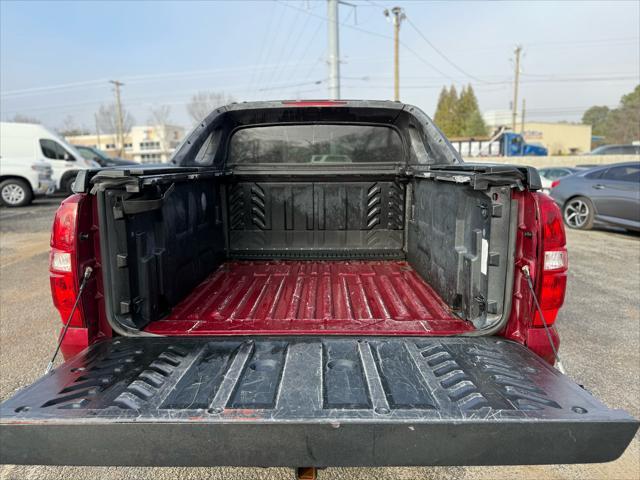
[537,167,578,193]
[0,154,54,207]
[550,161,640,231]
[0,122,99,195]
[586,144,640,155]
[75,145,138,167]
[0,101,637,470]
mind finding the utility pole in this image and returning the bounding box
[94,113,101,149]
[109,80,125,155]
[384,7,405,102]
[521,98,526,133]
[511,45,522,131]
[327,0,340,99]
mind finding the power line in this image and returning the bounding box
[1,79,109,97]
[258,79,326,92]
[5,74,633,117]
[296,20,326,81]
[253,3,288,94]
[0,58,337,99]
[525,36,639,47]
[263,5,302,91]
[338,75,637,89]
[405,16,488,84]
[278,0,454,79]
[247,3,278,91]
[270,9,312,87]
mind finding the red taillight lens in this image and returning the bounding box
[51,200,78,250]
[49,195,85,327]
[50,270,84,326]
[550,180,561,189]
[533,194,568,327]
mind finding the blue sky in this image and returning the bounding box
[1,0,638,130]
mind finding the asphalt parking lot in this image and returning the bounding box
[1,197,638,480]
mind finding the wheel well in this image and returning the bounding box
[60,170,79,184]
[59,170,80,192]
[0,175,34,196]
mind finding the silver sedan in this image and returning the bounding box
[549,162,640,231]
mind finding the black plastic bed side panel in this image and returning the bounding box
[102,189,135,330]
[398,104,464,166]
[226,179,407,259]
[407,178,511,326]
[103,178,226,329]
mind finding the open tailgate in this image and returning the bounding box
[1,336,637,467]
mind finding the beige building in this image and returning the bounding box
[67,125,185,163]
[521,122,592,155]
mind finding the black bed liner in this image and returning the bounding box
[1,336,636,467]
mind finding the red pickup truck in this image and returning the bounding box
[1,100,637,469]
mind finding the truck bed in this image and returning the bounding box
[144,261,472,336]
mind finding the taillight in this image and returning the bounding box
[50,195,86,327]
[533,194,568,327]
[550,180,561,189]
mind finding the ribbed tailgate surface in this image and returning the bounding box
[1,337,637,467]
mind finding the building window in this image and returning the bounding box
[139,153,162,163]
[124,143,133,149]
[139,141,161,150]
[104,143,116,149]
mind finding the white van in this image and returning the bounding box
[0,122,99,198]
[0,155,54,207]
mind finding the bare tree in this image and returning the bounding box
[58,115,89,136]
[148,105,172,161]
[186,91,233,123]
[96,104,135,156]
[10,113,41,124]
[149,105,171,127]
[96,104,134,136]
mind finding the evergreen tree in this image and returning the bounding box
[448,85,460,136]
[434,87,450,134]
[458,85,488,137]
[434,84,486,138]
[434,85,459,137]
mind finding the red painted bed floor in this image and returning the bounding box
[144,260,473,336]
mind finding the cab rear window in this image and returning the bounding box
[228,124,403,165]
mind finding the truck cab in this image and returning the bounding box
[503,131,548,156]
[451,130,548,157]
